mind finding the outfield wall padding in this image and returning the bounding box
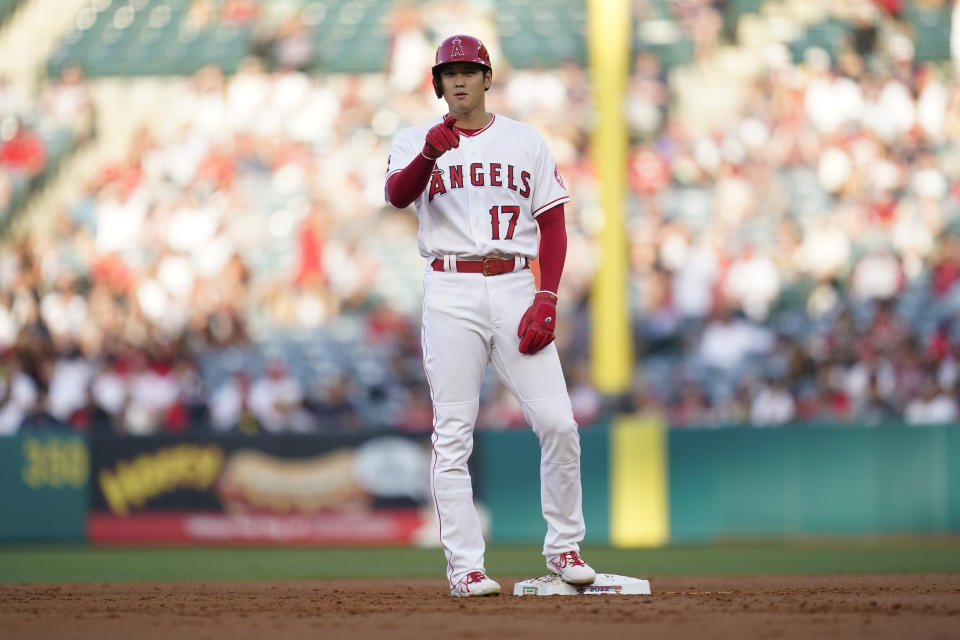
[0,433,88,542]
[477,422,960,546]
[668,424,959,542]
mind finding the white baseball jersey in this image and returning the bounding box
[385,114,570,259]
[385,111,585,591]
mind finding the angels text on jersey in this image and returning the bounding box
[427,162,532,202]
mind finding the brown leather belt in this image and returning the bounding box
[431,257,529,276]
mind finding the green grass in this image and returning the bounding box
[1,540,959,584]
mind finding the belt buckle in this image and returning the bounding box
[482,257,498,276]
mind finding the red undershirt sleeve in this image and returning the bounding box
[535,204,566,295]
[386,153,435,209]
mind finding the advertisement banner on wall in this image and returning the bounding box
[87,432,440,545]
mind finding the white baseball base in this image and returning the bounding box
[513,573,652,596]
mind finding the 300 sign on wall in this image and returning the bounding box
[21,437,89,489]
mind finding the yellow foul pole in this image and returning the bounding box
[587,0,632,395]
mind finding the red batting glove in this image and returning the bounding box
[518,291,558,354]
[422,114,460,159]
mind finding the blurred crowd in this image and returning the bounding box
[2,0,960,435]
[619,0,960,428]
[0,64,94,223]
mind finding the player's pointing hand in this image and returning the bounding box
[422,114,460,159]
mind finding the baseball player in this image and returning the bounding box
[385,35,595,597]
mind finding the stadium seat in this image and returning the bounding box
[787,18,851,64]
[496,0,587,68]
[724,0,766,41]
[905,3,952,62]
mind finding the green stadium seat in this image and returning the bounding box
[334,32,389,73]
[0,0,24,27]
[647,0,672,19]
[495,0,586,67]
[301,2,330,30]
[906,5,952,62]
[639,39,694,69]
[787,18,851,64]
[723,0,765,41]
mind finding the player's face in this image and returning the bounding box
[440,63,490,114]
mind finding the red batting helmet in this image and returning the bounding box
[431,35,492,98]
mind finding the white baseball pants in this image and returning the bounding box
[420,267,586,587]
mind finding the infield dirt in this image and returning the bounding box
[2,574,958,639]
